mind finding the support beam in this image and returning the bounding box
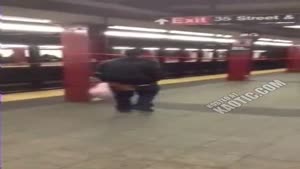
[61,26,91,102]
[287,46,300,72]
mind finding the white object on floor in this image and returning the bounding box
[89,82,113,99]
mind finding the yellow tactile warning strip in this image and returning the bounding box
[2,68,287,103]
[158,74,227,85]
[159,68,287,85]
[3,90,64,103]
[251,68,286,75]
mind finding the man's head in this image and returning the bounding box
[125,49,143,58]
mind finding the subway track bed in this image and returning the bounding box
[0,57,286,94]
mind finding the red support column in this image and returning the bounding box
[228,33,257,81]
[12,48,27,63]
[287,46,300,72]
[61,26,91,102]
[227,51,251,81]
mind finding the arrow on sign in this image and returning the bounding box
[155,18,169,25]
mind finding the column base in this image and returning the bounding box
[65,87,90,102]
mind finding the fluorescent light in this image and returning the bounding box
[0,44,29,48]
[142,47,160,50]
[108,26,167,33]
[105,31,167,39]
[273,39,293,43]
[105,31,235,44]
[1,22,64,33]
[185,48,199,51]
[169,35,235,43]
[169,35,213,42]
[1,44,63,49]
[284,25,300,29]
[73,29,88,34]
[169,30,215,37]
[254,50,267,53]
[112,46,135,50]
[254,41,293,47]
[0,16,52,23]
[217,49,228,52]
[259,38,293,43]
[223,35,233,38]
[202,49,214,52]
[38,45,63,49]
[165,48,180,51]
[110,28,233,39]
[258,38,273,41]
[215,34,232,38]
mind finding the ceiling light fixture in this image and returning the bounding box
[254,41,293,47]
[38,45,64,49]
[0,44,29,48]
[104,31,235,44]
[184,48,199,51]
[169,30,215,37]
[165,48,180,51]
[0,15,52,23]
[112,46,136,50]
[273,39,293,43]
[142,47,160,50]
[217,49,228,52]
[258,38,292,43]
[168,35,213,42]
[258,38,273,41]
[169,35,235,43]
[223,35,233,38]
[284,25,300,29]
[253,50,267,53]
[202,49,214,52]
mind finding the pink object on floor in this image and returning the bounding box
[89,83,113,99]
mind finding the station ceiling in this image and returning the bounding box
[2,0,300,38]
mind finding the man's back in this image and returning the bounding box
[98,57,162,85]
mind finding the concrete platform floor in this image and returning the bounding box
[3,72,300,169]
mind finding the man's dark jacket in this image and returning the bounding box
[97,57,162,85]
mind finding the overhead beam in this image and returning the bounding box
[50,0,172,17]
[2,6,300,43]
[2,6,106,25]
[220,1,300,11]
[1,6,238,35]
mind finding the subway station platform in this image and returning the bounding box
[3,71,300,169]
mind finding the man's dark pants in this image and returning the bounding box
[112,84,160,112]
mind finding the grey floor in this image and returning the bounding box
[3,73,300,169]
